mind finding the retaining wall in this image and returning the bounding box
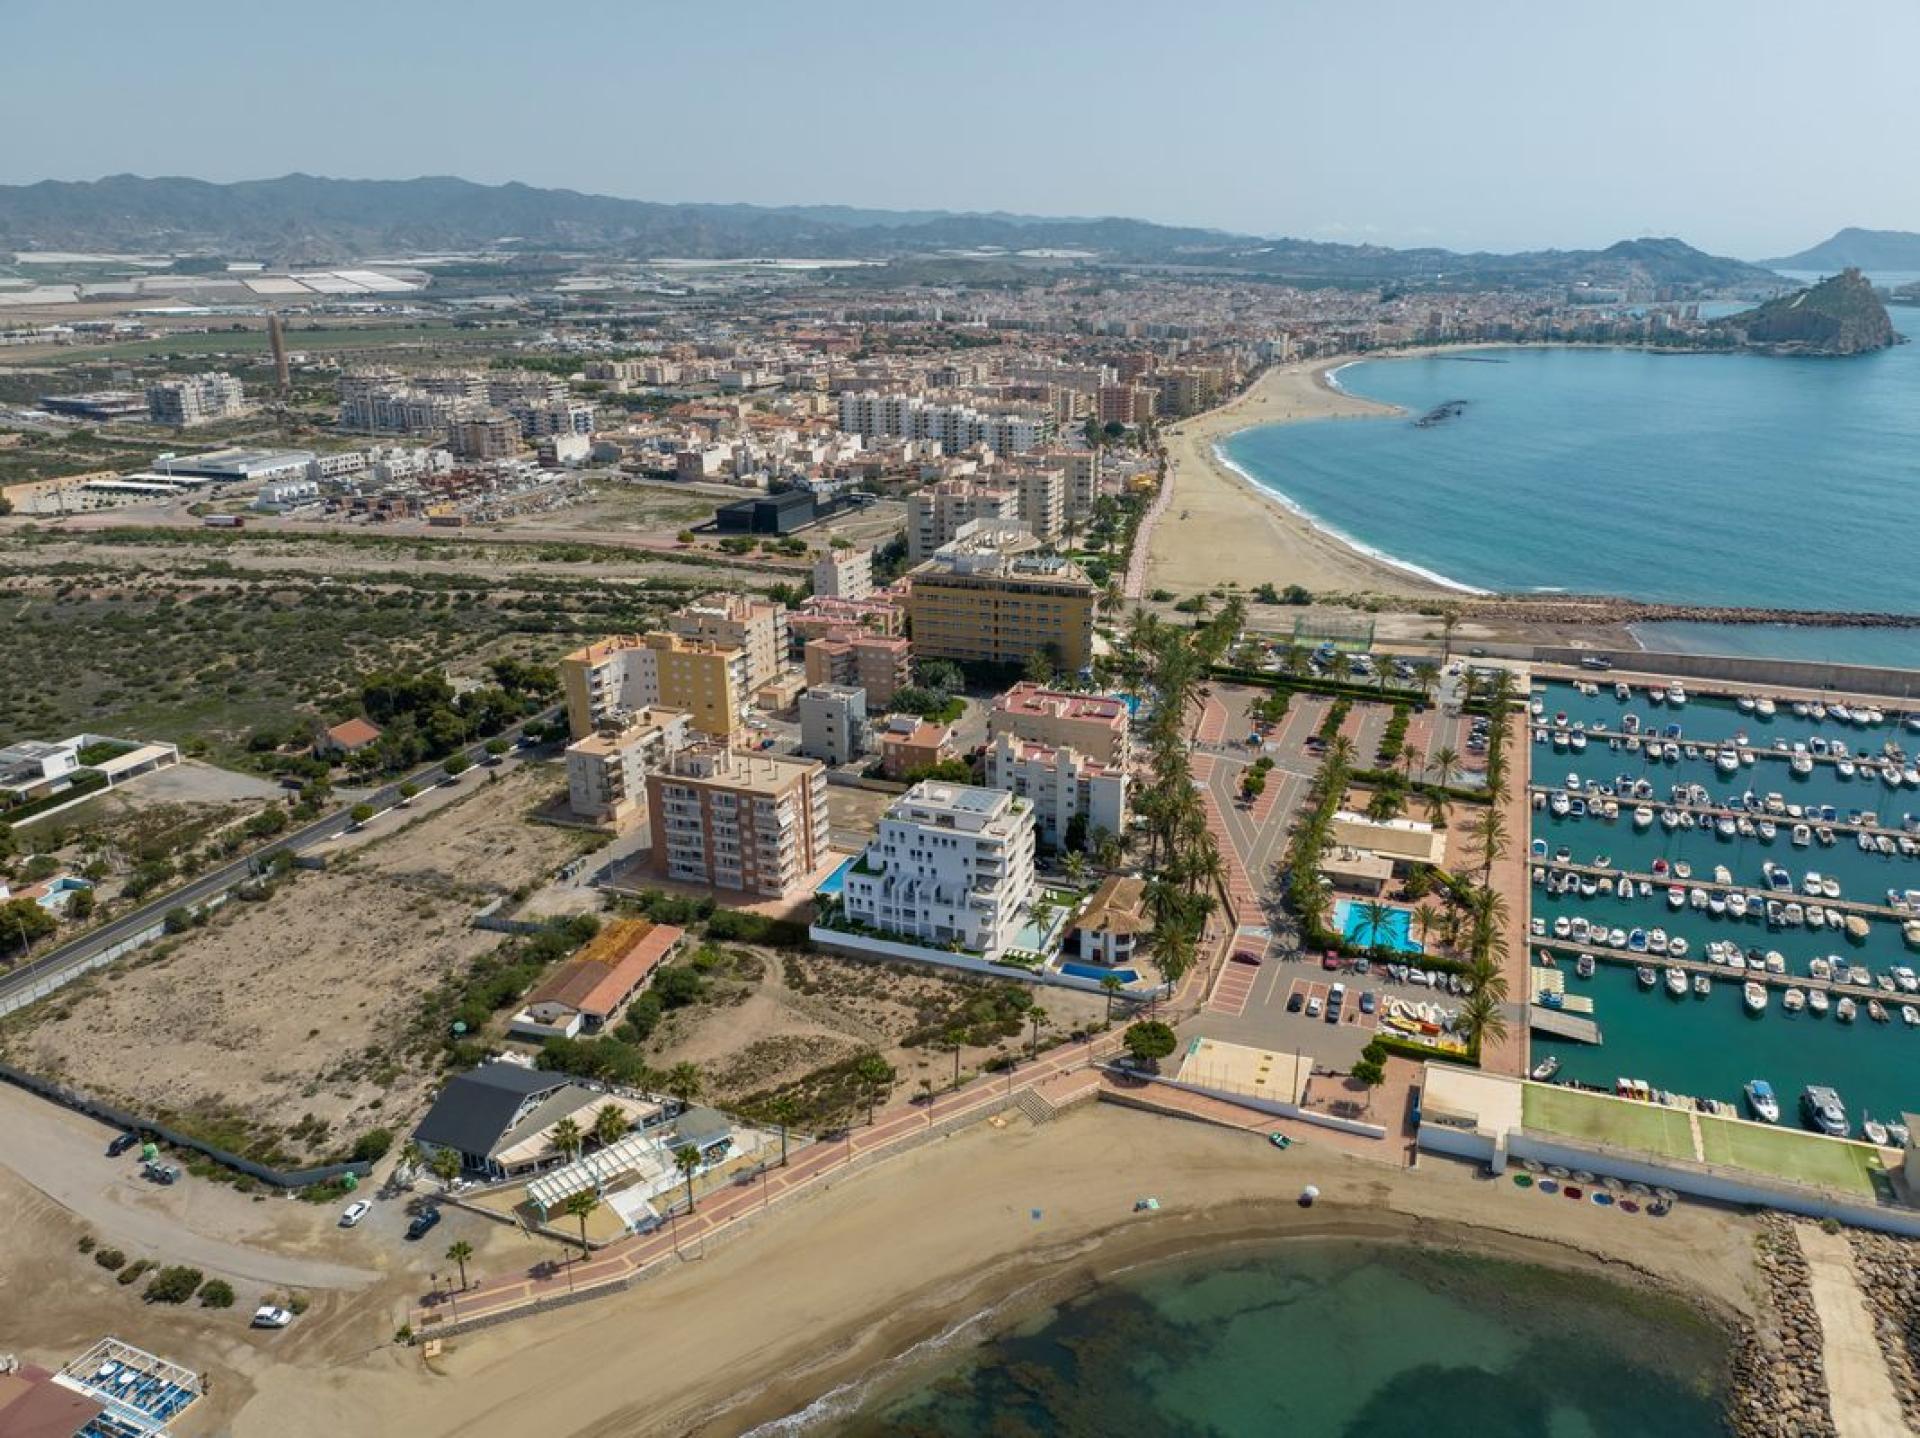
[1513,647,1920,701]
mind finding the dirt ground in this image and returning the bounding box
[647,948,1113,1114]
[0,766,588,1165]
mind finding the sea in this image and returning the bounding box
[1219,303,1920,659]
[833,1240,1729,1436]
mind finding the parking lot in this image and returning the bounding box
[1200,948,1466,1070]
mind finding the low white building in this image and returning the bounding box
[981,732,1126,852]
[838,781,1036,959]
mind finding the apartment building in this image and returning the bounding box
[1096,384,1158,426]
[145,372,245,427]
[802,631,912,705]
[1010,466,1064,544]
[879,714,956,780]
[1045,450,1100,521]
[798,683,867,767]
[905,478,1017,561]
[811,546,874,601]
[563,707,693,827]
[982,733,1127,851]
[449,414,523,460]
[837,782,1037,960]
[906,527,1098,675]
[560,632,748,740]
[987,683,1132,767]
[837,390,1052,456]
[338,369,485,435]
[646,744,830,899]
[666,593,790,692]
[787,595,904,651]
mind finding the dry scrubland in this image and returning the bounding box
[0,767,583,1167]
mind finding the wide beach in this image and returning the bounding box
[1146,358,1451,600]
[224,1104,1759,1437]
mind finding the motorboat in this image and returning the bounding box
[1756,696,1777,719]
[1636,966,1657,989]
[1801,1086,1848,1138]
[1869,999,1889,1023]
[1744,1079,1781,1124]
[1531,1056,1561,1082]
[1836,996,1858,1023]
[1633,805,1654,829]
[1863,1114,1891,1147]
[1575,953,1596,979]
[1791,824,1812,846]
[1782,987,1806,1013]
[1693,973,1711,997]
[1808,988,1830,1016]
[1743,981,1768,1013]
[1664,967,1687,997]
[1903,1004,1919,1027]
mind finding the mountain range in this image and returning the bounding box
[0,173,1786,291]
[1761,227,1920,272]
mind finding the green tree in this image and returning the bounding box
[1027,1004,1050,1059]
[548,1116,583,1163]
[562,1189,598,1252]
[350,802,375,826]
[1122,1020,1179,1068]
[1099,973,1125,1026]
[944,1025,967,1089]
[674,1143,701,1214]
[1432,745,1460,789]
[854,1052,896,1125]
[445,1239,474,1290]
[1357,899,1395,957]
[664,1062,704,1106]
[767,1094,799,1167]
[1350,1057,1386,1110]
[1458,990,1508,1055]
[429,1146,461,1190]
[590,1102,629,1149]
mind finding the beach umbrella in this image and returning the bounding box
[1299,1184,1320,1207]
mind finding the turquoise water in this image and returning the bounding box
[844,1241,1728,1436]
[1632,622,1920,672]
[1223,310,1920,612]
[1334,898,1423,954]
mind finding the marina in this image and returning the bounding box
[1526,678,1920,1138]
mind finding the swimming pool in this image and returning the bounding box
[816,857,854,897]
[1335,899,1424,954]
[1060,961,1140,984]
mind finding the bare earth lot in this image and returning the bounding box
[0,767,584,1164]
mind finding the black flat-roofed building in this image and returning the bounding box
[715,488,816,534]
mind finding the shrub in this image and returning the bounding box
[350,1128,394,1163]
[144,1265,204,1304]
[94,1247,127,1271]
[118,1259,154,1286]
[77,1234,96,1254]
[350,803,375,825]
[442,752,471,777]
[198,1278,235,1308]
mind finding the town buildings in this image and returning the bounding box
[836,782,1037,960]
[836,390,1052,456]
[646,744,830,899]
[798,683,867,767]
[506,918,685,1040]
[878,714,956,780]
[987,683,1132,767]
[560,633,748,741]
[1067,874,1150,967]
[563,706,693,826]
[905,478,1018,562]
[982,732,1126,851]
[145,372,245,427]
[802,631,912,705]
[449,414,523,460]
[811,546,874,600]
[666,593,790,693]
[906,525,1098,674]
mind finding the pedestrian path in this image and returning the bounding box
[1798,1225,1910,1438]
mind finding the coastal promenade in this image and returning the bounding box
[410,955,1221,1336]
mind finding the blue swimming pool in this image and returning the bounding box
[1334,899,1424,954]
[816,857,854,896]
[1061,961,1140,984]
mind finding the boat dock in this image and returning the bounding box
[1535,720,1911,775]
[1535,938,1916,1007]
[1526,782,1919,844]
[1540,858,1910,924]
[1529,1007,1603,1044]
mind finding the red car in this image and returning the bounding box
[1232,950,1263,966]
[1322,951,1343,971]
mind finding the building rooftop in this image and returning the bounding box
[565,707,689,757]
[994,684,1129,727]
[1075,874,1150,936]
[660,743,823,795]
[891,780,1021,829]
[521,919,684,1020]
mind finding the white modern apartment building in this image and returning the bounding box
[982,733,1126,852]
[837,390,1052,458]
[838,782,1036,959]
[146,372,245,427]
[811,546,874,601]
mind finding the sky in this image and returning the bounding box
[3,0,1917,258]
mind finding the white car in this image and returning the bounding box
[339,1199,372,1228]
[252,1305,294,1329]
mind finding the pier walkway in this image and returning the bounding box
[1797,1224,1911,1438]
[1542,858,1910,924]
[1528,1008,1603,1044]
[1528,782,1920,844]
[1535,938,1915,1008]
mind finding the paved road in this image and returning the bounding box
[0,707,559,1011]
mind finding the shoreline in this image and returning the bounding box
[219,1104,1762,1438]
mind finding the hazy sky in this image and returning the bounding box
[4,0,1916,258]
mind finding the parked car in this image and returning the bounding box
[252,1305,295,1329]
[1306,995,1324,1018]
[404,1208,442,1241]
[106,1132,139,1158]
[1359,991,1378,1015]
[1232,950,1263,966]
[1286,991,1304,1014]
[339,1200,372,1228]
[1322,951,1343,971]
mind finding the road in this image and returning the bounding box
[0,707,559,1012]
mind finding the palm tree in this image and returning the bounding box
[1092,826,1125,870]
[590,1102,629,1150]
[664,1062,703,1108]
[944,1025,967,1089]
[1357,899,1394,956]
[673,1144,701,1214]
[1328,652,1352,685]
[767,1095,799,1167]
[1424,791,1451,829]
[1441,612,1459,662]
[1458,990,1508,1055]
[1413,661,1440,701]
[444,1239,474,1290]
[1465,955,1509,1004]
[1432,745,1460,789]
[429,1146,461,1191]
[548,1117,583,1164]
[1063,851,1087,884]
[1412,903,1442,951]
[854,1052,895,1125]
[562,1189,598,1253]
[1027,1005,1050,1059]
[917,1077,935,1124]
[1099,973,1125,1026]
[399,1139,423,1178]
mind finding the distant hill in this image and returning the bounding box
[0,173,1783,292]
[1761,227,1920,272]
[1715,269,1896,355]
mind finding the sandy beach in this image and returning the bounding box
[218,1102,1758,1438]
[1146,358,1453,600]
